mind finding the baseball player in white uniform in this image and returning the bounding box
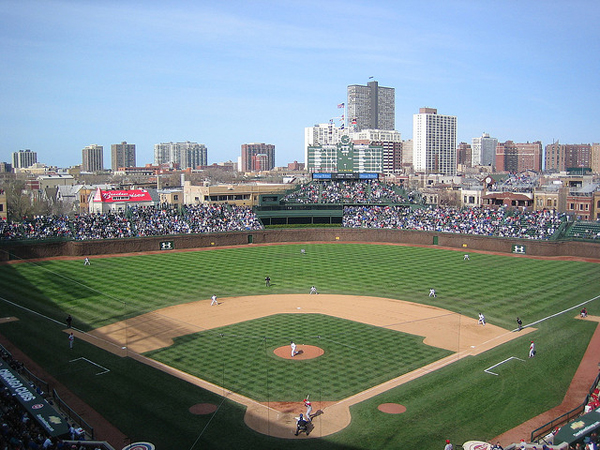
[210,295,218,306]
[478,313,486,326]
[529,341,536,358]
[290,341,297,357]
[310,286,318,295]
[429,288,436,297]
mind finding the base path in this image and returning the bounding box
[86,294,531,439]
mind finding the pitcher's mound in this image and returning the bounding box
[274,345,324,360]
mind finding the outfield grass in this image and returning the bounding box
[0,243,599,449]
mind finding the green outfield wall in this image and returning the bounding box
[2,228,600,261]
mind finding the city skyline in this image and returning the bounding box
[1,1,599,169]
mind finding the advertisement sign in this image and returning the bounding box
[0,360,70,436]
[512,244,527,254]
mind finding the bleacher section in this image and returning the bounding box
[564,222,600,240]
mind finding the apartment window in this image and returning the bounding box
[570,203,575,210]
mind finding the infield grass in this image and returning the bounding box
[144,313,452,401]
[1,242,599,449]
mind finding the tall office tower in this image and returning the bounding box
[402,140,413,167]
[111,141,136,171]
[495,141,542,172]
[545,143,591,172]
[11,149,37,169]
[413,108,457,175]
[154,142,207,169]
[457,142,472,167]
[240,143,275,172]
[591,143,600,174]
[472,132,498,167]
[347,81,395,132]
[82,144,104,172]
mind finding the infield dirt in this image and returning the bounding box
[82,294,532,439]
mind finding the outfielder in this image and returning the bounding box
[429,288,436,297]
[529,341,536,358]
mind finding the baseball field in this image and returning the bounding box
[0,242,599,449]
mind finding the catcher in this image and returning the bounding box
[295,413,308,436]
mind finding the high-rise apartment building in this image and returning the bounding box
[82,144,104,172]
[111,141,136,172]
[240,143,275,172]
[154,142,207,169]
[11,149,37,169]
[347,81,395,132]
[472,133,498,167]
[457,142,472,167]
[545,142,591,172]
[413,108,457,175]
[495,141,542,172]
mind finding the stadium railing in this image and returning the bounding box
[52,388,95,439]
[530,371,600,443]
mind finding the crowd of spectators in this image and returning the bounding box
[0,347,100,450]
[0,204,263,241]
[342,205,565,240]
[282,181,407,204]
[492,172,540,192]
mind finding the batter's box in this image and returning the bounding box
[484,356,525,376]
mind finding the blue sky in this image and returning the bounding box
[1,0,599,168]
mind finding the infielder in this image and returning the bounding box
[303,397,312,421]
[210,294,218,306]
[478,313,486,326]
[309,286,318,295]
[290,341,297,357]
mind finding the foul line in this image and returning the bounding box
[484,356,525,376]
[69,357,110,375]
[511,294,600,332]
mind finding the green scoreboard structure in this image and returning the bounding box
[307,135,383,173]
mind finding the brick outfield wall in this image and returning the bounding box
[1,229,600,261]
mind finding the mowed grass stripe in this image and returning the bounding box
[3,244,600,331]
